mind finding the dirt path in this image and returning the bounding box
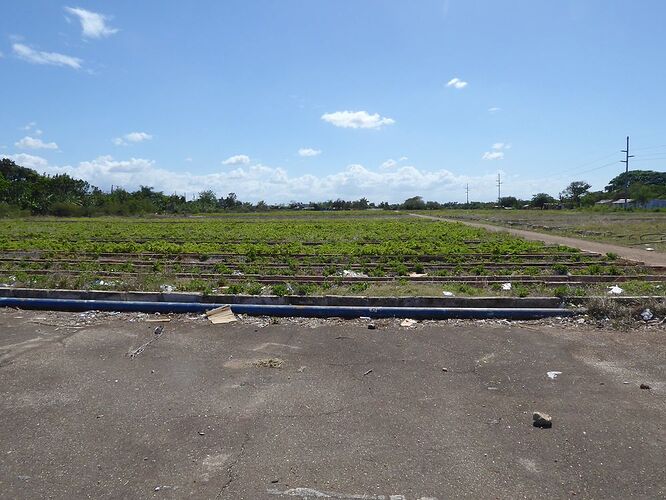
[411,213,666,267]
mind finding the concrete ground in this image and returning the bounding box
[0,309,664,499]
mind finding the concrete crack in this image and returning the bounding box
[217,432,251,498]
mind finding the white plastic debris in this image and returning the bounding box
[442,291,455,297]
[645,247,654,251]
[641,309,654,321]
[400,318,418,327]
[607,285,624,295]
[341,270,368,278]
[231,270,245,276]
[408,272,428,278]
[547,371,562,380]
[160,284,175,293]
[501,283,512,291]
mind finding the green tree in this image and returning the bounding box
[402,196,426,210]
[560,181,591,207]
[530,192,556,208]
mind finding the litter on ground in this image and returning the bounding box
[608,285,624,295]
[547,371,562,380]
[400,318,418,327]
[341,270,368,278]
[206,305,237,324]
[501,283,512,291]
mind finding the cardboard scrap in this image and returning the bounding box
[206,305,238,324]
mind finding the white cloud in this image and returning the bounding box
[482,142,510,160]
[298,148,321,157]
[446,77,468,89]
[222,154,251,165]
[21,122,37,131]
[6,153,49,170]
[184,157,193,162]
[64,7,118,39]
[380,156,410,169]
[482,151,504,160]
[321,110,395,129]
[15,136,58,150]
[12,43,82,69]
[7,153,562,203]
[113,132,153,146]
[488,106,501,113]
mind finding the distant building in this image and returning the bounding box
[595,198,666,209]
[645,199,666,209]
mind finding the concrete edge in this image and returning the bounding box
[0,287,565,308]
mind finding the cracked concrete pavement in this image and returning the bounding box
[0,309,665,499]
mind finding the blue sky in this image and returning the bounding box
[2,0,665,203]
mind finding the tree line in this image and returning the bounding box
[1,157,664,216]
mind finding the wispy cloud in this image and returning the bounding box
[482,142,510,160]
[321,110,395,129]
[113,132,153,146]
[488,106,501,113]
[380,157,409,169]
[222,154,251,166]
[15,136,58,150]
[298,148,321,157]
[446,77,468,89]
[12,43,82,69]
[64,7,118,39]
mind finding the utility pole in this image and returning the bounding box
[496,173,502,207]
[620,136,634,210]
[465,183,469,206]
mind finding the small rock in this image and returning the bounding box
[441,367,448,372]
[154,486,161,492]
[271,479,279,484]
[640,383,651,390]
[532,411,552,428]
[367,323,376,330]
[640,309,654,322]
[198,431,205,436]
[154,325,164,335]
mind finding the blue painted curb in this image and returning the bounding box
[0,297,581,320]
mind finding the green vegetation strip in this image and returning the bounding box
[0,216,663,298]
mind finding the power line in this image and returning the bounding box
[558,151,618,176]
[575,160,621,176]
[631,143,666,152]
